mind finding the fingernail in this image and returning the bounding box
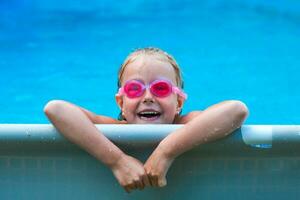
[159,180,167,187]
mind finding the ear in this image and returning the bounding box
[177,96,185,112]
[115,94,123,110]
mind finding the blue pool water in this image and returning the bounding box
[0,0,300,124]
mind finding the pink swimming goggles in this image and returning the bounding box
[116,79,188,99]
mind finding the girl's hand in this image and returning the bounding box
[144,147,174,187]
[110,154,150,193]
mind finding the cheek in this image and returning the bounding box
[122,98,138,114]
[160,98,178,115]
[160,105,177,123]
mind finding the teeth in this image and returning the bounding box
[138,111,161,119]
[139,111,159,115]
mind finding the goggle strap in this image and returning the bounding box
[116,88,124,96]
[172,87,188,100]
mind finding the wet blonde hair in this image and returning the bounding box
[117,47,184,89]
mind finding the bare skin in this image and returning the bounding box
[44,99,248,191]
[143,101,248,187]
[44,100,149,193]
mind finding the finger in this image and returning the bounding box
[124,186,131,193]
[142,174,151,187]
[158,178,167,187]
[148,174,154,187]
[126,183,136,192]
[152,175,159,187]
[135,180,144,190]
[131,182,138,191]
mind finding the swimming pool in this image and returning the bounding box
[1,0,300,199]
[1,124,300,199]
[0,0,299,124]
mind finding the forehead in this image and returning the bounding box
[121,55,177,85]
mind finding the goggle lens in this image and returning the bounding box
[124,81,143,98]
[150,81,171,97]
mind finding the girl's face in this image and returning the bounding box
[116,55,184,124]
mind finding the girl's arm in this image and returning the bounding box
[144,100,249,187]
[44,100,149,192]
[78,106,127,124]
[174,111,203,124]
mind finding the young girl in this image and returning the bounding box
[44,47,248,193]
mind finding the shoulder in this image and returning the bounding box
[93,115,128,124]
[174,111,203,124]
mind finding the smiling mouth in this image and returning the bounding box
[137,111,161,121]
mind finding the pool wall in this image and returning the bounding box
[0,124,300,199]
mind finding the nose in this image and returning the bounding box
[142,88,155,103]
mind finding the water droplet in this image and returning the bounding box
[26,131,31,137]
[204,138,208,142]
[249,144,272,149]
[214,128,220,132]
[224,131,230,136]
[52,137,56,141]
